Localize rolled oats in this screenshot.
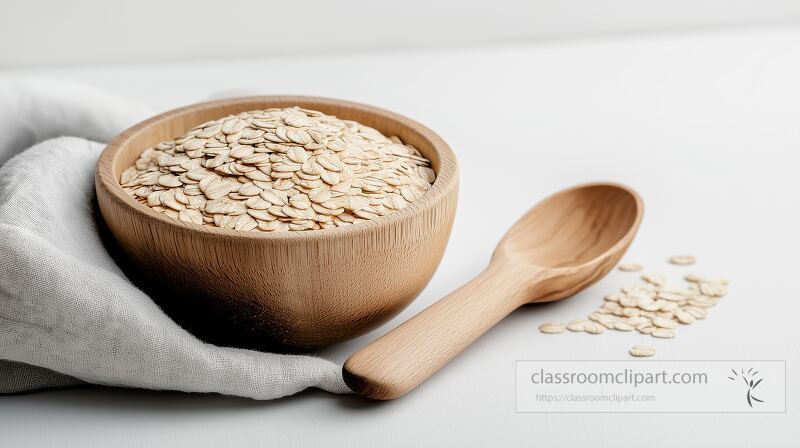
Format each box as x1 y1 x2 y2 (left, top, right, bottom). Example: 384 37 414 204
668 255 696 265
629 345 656 357
539 257 730 357
122 107 434 232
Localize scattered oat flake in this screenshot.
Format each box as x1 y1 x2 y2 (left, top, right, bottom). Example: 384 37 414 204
669 255 696 265
566 320 587 332
630 345 656 357
584 321 606 334
540 258 728 347
539 322 566 334
652 328 676 339
618 262 643 272
641 273 667 287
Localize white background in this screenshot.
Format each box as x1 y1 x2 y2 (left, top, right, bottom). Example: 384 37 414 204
2 1 800 446
2 0 800 67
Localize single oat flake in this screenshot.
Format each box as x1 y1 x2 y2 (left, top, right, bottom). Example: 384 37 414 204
538 322 567 334
629 345 656 357
618 262 643 272
668 255 696 265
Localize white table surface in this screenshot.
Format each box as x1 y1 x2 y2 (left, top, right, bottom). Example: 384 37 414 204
2 26 799 447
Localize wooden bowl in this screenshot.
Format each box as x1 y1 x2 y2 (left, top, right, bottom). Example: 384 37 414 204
95 96 458 349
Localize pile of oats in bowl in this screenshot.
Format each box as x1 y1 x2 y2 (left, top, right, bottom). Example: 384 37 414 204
120 107 435 232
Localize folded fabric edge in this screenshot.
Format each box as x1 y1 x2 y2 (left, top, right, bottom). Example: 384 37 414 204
0 359 85 394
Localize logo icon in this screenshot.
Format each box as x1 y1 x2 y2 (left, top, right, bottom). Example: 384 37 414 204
728 368 764 407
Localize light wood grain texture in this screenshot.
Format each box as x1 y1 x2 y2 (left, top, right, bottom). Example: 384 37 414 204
343 183 643 399
95 96 458 349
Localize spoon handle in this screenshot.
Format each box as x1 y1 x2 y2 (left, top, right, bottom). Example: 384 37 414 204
343 261 532 400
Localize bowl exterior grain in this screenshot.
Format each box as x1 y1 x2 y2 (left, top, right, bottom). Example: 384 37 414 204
96 96 458 349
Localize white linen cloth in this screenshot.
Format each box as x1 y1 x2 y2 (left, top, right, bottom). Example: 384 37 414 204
0 79 350 398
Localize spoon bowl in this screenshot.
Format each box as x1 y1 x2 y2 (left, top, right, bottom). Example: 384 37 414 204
344 182 643 399
497 183 643 303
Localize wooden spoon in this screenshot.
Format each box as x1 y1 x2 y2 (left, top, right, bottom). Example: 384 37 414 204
343 182 644 399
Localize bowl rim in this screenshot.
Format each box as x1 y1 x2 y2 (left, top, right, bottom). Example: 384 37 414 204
96 95 458 242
